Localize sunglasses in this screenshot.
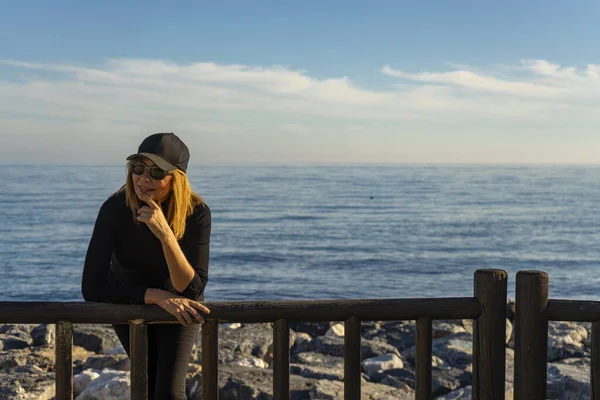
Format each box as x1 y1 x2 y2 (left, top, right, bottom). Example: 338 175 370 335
129 161 169 180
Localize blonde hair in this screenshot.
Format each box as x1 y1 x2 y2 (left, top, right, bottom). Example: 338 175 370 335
119 166 204 240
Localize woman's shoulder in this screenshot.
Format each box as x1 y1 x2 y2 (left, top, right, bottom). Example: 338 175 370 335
99 189 128 214
188 199 211 226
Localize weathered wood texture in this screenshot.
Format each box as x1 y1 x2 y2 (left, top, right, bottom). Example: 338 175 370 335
415 317 432 400
344 317 361 400
273 319 290 400
130 320 148 400
0 297 481 324
55 321 73 400
546 300 600 322
202 319 219 400
592 322 600 400
514 270 548 400
473 269 508 400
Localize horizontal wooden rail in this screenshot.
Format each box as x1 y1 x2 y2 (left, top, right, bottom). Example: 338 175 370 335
546 300 600 322
0 297 482 324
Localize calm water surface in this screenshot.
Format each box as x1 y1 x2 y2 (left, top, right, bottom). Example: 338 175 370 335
1 164 599 302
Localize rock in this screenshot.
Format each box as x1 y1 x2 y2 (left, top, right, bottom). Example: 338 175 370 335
231 356 269 369
505 319 513 345
506 299 516 321
202 323 295 365
74 369 101 397
325 323 345 337
0 365 55 400
402 332 473 368
547 321 589 361
73 325 121 354
460 319 473 335
293 352 344 369
379 375 411 389
290 364 345 381
294 335 400 360
361 354 404 378
81 354 130 371
186 364 317 400
363 320 416 351
222 322 242 330
0 335 30 350
293 332 312 348
290 322 332 337
547 359 590 399
437 385 473 399
104 345 126 355
76 369 130 400
0 349 54 372
431 367 472 396
31 324 55 347
433 321 466 339
308 379 415 399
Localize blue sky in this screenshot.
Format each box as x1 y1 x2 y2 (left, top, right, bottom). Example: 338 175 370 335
1 0 600 164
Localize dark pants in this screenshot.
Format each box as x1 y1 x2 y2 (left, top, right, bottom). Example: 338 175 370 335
112 323 200 400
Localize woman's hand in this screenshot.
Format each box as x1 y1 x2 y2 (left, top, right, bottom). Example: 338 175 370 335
136 192 174 242
145 288 210 326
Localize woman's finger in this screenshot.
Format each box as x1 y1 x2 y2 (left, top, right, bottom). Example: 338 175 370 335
191 301 211 314
184 304 202 322
180 309 193 326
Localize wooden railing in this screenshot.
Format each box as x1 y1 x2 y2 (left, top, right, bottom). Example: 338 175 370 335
0 269 508 400
514 270 600 400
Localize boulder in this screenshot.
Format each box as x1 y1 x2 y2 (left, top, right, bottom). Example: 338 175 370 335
81 354 130 371
289 322 332 337
76 369 130 400
73 325 121 354
361 354 404 378
186 364 317 400
294 335 400 359
0 365 55 400
324 323 345 337
31 324 55 347
547 359 590 399
292 352 344 369
402 332 472 368
547 321 589 362
308 379 414 399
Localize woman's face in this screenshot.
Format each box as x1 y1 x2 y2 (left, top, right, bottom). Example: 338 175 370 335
131 157 173 203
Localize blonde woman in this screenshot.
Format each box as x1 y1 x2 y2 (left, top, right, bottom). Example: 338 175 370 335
81 132 211 399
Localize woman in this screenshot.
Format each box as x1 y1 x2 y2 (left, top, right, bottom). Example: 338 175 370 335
81 132 211 399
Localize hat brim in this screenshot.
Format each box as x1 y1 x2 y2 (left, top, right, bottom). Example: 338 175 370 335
126 153 177 171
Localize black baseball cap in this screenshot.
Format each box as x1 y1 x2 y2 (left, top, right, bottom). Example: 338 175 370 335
127 133 190 173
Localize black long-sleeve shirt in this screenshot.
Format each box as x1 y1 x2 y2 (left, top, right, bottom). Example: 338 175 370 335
81 190 211 304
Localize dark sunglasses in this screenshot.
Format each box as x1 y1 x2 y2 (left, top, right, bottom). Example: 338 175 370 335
129 161 169 180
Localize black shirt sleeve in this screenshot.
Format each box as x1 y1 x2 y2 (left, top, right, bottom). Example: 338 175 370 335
81 196 148 304
176 204 211 300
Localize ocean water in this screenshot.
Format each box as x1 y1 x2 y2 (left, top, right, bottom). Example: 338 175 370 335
1 164 600 302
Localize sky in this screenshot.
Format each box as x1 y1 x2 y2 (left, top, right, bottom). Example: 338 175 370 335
1 0 600 165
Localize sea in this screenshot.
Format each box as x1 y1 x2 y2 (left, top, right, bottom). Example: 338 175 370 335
1 164 600 302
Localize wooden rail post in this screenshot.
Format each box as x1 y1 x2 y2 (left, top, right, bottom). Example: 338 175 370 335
130 320 148 400
473 269 508 400
514 270 548 400
344 317 361 400
55 321 73 400
592 322 600 400
273 319 290 400
202 319 219 399
415 317 432 400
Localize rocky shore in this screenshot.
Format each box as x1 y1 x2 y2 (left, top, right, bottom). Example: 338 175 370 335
0 302 593 399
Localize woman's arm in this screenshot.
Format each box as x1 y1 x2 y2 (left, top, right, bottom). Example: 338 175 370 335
136 193 210 300
81 197 148 304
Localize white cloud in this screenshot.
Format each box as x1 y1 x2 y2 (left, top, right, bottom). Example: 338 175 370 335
1 58 600 163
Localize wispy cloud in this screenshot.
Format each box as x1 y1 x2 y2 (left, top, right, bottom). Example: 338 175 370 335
1 58 600 163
